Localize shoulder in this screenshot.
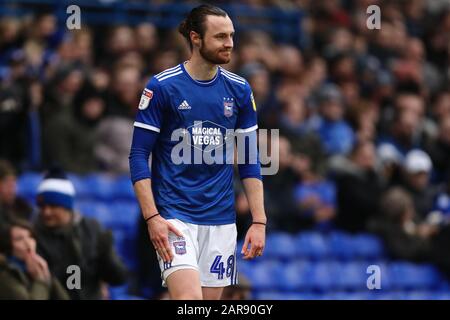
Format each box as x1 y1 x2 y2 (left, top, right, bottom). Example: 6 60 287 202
78 215 102 234
0 254 8 268
149 64 184 87
219 67 250 90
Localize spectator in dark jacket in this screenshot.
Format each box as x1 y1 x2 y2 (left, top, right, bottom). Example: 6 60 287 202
369 187 450 277
332 140 384 232
400 149 437 219
34 168 127 300
0 159 33 225
0 219 69 300
42 86 106 173
426 115 450 183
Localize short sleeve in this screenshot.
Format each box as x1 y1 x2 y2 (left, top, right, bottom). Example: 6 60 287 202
134 77 166 133
235 83 258 133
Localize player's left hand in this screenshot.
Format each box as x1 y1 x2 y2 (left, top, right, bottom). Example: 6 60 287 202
241 224 266 260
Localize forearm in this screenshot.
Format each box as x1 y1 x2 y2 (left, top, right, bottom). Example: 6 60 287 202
129 126 160 220
242 177 266 224
133 178 159 220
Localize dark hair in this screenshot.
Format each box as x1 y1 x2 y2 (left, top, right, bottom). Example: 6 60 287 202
350 138 373 158
380 187 414 223
0 159 15 180
0 219 36 256
178 4 228 50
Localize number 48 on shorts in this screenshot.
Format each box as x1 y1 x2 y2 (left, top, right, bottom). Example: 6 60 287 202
210 255 235 280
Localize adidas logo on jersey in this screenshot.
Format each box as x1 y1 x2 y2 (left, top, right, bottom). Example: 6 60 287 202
178 100 191 110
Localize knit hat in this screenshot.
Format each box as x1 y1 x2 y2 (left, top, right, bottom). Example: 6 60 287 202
37 168 75 210
404 149 432 174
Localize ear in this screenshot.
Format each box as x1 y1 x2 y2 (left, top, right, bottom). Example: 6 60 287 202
190 30 201 48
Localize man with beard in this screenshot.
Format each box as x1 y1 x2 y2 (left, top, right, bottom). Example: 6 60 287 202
129 4 266 300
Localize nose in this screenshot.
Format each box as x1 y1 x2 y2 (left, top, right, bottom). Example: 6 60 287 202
224 35 233 49
41 205 52 217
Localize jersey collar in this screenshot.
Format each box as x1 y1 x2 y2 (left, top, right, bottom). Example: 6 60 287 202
180 61 220 87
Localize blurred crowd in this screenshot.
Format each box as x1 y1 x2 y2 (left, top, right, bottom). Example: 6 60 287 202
1 0 450 298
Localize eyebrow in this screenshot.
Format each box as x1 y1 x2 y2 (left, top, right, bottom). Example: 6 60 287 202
214 31 235 36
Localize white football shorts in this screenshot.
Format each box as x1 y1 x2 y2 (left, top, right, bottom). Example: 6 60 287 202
157 218 238 287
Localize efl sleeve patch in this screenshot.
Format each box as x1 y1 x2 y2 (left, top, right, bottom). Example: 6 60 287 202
250 92 257 111
138 88 154 110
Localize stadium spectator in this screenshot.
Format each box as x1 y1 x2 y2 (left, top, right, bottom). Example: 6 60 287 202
0 219 69 300
0 68 36 170
331 140 383 232
431 180 450 224
378 93 435 156
40 63 85 124
263 135 299 233
42 86 106 173
369 187 435 263
105 66 142 119
399 149 437 219
135 23 159 61
95 116 134 174
34 168 128 299
309 83 355 156
425 115 450 184
369 187 450 277
376 143 403 188
0 159 33 225
294 153 336 231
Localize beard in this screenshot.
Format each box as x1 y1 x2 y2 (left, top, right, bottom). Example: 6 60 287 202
199 40 231 65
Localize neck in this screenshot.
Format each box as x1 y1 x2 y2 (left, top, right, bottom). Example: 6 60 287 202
184 53 218 81
302 171 317 183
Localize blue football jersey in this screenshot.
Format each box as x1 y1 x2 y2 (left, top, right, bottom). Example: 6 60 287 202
134 63 258 225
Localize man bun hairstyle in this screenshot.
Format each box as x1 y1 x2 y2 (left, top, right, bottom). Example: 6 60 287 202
178 4 228 50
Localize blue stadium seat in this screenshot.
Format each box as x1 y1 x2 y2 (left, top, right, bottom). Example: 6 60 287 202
109 284 143 300
330 261 368 291
17 172 42 199
112 175 136 200
67 174 90 199
256 292 320 300
324 291 369 300
301 261 333 292
294 232 329 260
404 291 437 300
113 228 138 272
352 233 385 260
244 260 283 291
366 291 405 300
109 284 129 300
107 201 140 230
328 232 356 260
276 261 308 291
83 174 115 200
75 200 114 226
237 259 252 278
431 291 450 300
389 262 442 290
263 232 296 261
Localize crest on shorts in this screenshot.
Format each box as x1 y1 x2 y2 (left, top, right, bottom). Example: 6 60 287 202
173 240 187 255
223 97 234 117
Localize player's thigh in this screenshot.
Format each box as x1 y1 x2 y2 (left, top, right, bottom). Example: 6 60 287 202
202 287 224 300
166 268 203 300
198 223 238 287
157 218 198 284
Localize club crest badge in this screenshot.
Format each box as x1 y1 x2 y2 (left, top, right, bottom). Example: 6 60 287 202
173 240 187 255
223 98 234 117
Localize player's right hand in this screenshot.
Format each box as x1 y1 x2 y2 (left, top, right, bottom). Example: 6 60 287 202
147 215 183 263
